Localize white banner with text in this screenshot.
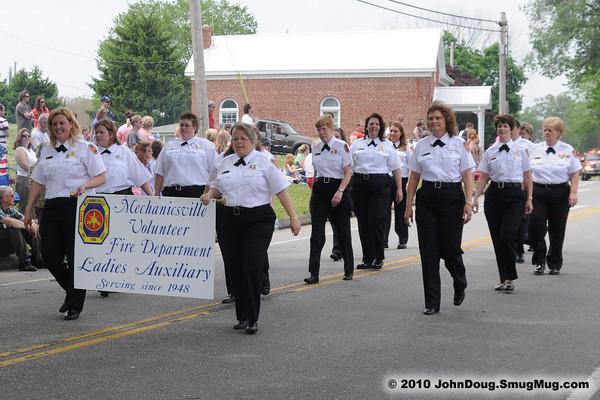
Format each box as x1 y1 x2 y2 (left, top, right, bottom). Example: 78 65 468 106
74 195 215 299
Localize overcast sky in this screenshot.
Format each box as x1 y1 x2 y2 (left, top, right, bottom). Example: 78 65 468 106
1 0 567 107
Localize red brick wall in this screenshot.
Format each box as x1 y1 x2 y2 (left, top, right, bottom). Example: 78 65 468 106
192 76 436 137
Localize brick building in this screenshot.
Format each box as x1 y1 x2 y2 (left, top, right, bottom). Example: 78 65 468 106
185 28 453 137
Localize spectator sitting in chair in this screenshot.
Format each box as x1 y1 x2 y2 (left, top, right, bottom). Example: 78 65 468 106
0 186 42 271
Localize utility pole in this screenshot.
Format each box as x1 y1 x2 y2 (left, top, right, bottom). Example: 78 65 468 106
498 12 508 114
189 0 209 135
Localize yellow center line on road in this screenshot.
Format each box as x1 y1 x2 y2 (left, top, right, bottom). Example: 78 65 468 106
1 204 599 367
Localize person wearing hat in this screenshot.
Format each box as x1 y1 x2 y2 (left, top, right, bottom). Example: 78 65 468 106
100 96 115 121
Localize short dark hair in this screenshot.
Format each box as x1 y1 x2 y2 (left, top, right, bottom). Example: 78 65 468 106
494 114 516 130
364 113 386 139
180 112 198 133
243 103 252 114
151 140 163 159
19 90 30 101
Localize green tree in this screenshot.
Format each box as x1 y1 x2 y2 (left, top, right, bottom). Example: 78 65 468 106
444 32 527 114
91 0 257 125
0 66 61 123
525 0 600 151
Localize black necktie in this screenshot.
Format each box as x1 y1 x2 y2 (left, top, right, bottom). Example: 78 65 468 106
181 141 188 146
322 143 330 152
101 149 111 155
546 147 555 154
55 145 67 153
368 140 377 147
499 144 509 152
234 158 246 167
432 139 445 147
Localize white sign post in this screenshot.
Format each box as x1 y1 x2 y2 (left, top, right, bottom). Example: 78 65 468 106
74 195 215 299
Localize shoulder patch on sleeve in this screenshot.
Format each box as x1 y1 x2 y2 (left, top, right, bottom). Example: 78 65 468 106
88 144 98 154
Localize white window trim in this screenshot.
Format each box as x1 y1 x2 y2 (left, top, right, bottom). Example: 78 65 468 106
320 96 341 127
219 99 239 126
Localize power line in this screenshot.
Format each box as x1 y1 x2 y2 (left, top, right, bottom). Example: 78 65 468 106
355 0 501 33
385 0 499 25
0 29 181 65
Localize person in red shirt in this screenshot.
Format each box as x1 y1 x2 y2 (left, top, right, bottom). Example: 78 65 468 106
208 100 216 129
350 120 365 143
32 96 50 128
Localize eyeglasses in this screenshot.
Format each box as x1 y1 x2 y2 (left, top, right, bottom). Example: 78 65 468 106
22 135 31 137
232 136 251 142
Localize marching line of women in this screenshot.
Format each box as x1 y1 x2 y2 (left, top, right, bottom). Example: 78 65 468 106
21 101 581 333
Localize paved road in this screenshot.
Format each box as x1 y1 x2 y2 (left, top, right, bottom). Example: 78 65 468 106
1 181 600 400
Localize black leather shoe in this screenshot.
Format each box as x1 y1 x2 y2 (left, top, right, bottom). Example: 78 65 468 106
99 291 109 298
222 294 235 304
516 254 525 264
59 302 69 313
18 264 37 272
304 275 319 284
397 243 407 249
534 265 545 275
343 273 353 281
329 253 342 261
454 290 465 306
494 283 505 291
261 282 270 295
356 262 372 270
246 322 258 335
64 310 80 320
371 260 383 270
549 268 560 275
233 321 248 330
423 308 439 315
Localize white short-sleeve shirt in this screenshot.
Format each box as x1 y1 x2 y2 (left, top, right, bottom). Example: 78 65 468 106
96 144 152 193
478 140 531 183
312 137 351 179
32 139 106 199
350 137 402 174
529 140 581 184
154 136 216 187
408 134 476 182
211 150 290 207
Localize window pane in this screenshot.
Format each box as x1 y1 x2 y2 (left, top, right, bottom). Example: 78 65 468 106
323 98 339 107
222 100 237 108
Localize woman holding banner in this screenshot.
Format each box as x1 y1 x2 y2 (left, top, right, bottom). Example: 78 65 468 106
201 122 300 335
94 118 153 297
24 108 106 320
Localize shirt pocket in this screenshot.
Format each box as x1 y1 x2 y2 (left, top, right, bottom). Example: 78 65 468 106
65 157 87 179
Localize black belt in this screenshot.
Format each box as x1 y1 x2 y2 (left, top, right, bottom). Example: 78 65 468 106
164 185 204 191
490 181 522 188
224 204 270 216
534 182 568 189
109 187 133 195
315 177 342 184
354 173 389 180
422 180 462 189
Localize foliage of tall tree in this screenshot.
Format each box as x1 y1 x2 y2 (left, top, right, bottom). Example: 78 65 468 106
444 32 527 114
91 0 257 125
0 67 61 123
525 0 600 151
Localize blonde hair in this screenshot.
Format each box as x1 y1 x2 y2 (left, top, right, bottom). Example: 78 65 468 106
543 116 565 135
205 128 218 143
285 153 295 165
141 116 154 129
48 107 81 146
215 129 230 153
315 114 335 130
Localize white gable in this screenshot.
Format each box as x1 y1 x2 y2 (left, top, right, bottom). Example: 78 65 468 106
186 29 452 83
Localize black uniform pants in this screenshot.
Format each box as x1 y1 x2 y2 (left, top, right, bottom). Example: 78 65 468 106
41 198 86 313
384 177 409 245
483 185 524 282
162 185 205 198
0 227 42 265
351 174 392 263
415 184 467 309
308 179 353 276
220 205 275 323
530 183 570 270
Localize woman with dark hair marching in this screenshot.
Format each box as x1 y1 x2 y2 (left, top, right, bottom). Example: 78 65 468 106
405 101 475 315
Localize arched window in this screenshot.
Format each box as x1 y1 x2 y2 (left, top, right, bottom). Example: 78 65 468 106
320 97 340 127
219 99 239 126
